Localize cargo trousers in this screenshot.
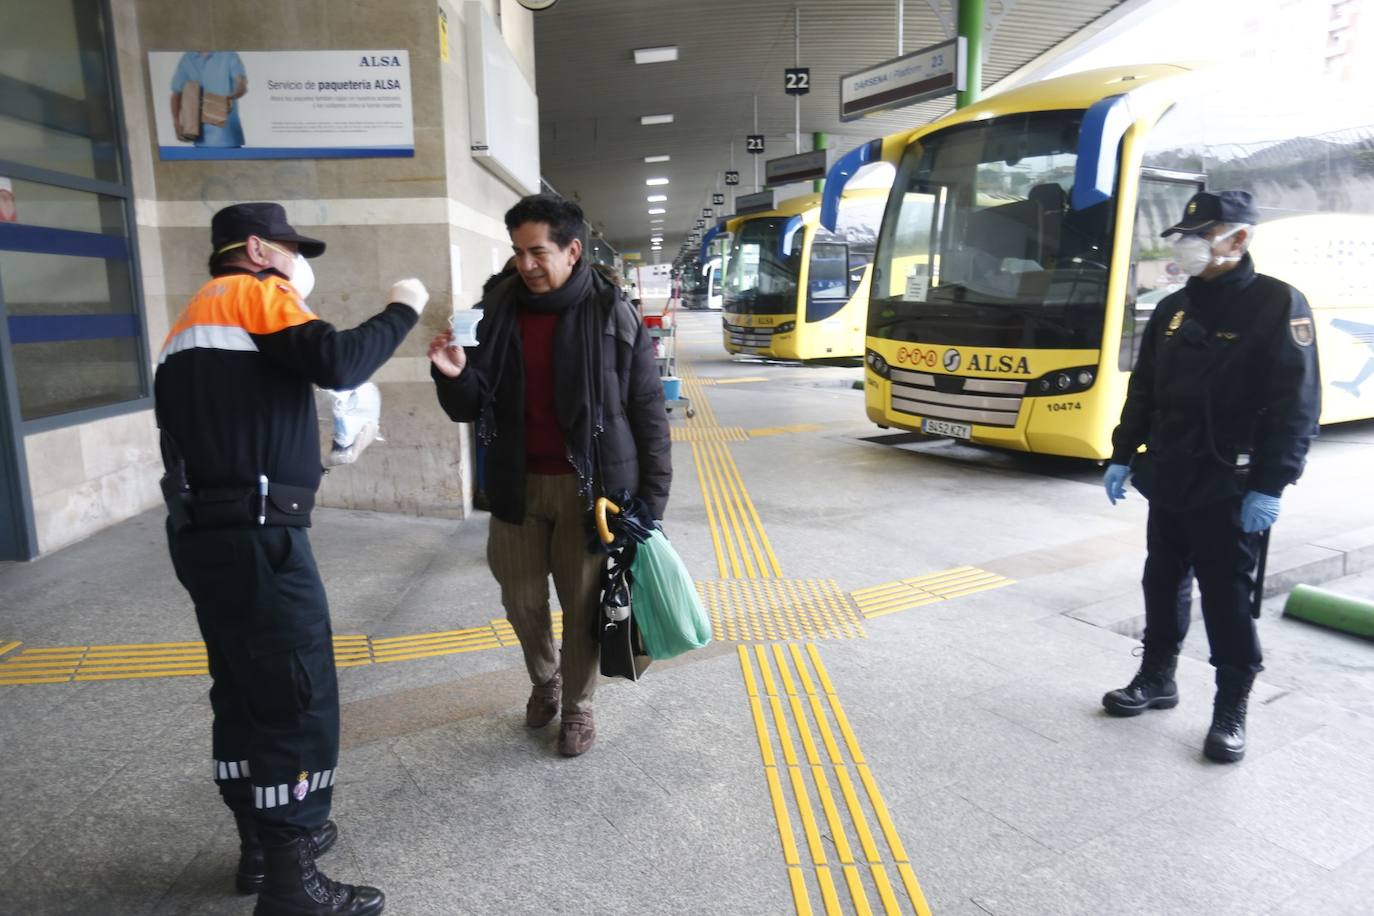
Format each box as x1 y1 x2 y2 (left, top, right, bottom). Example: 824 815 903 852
487 473 604 715
167 520 339 846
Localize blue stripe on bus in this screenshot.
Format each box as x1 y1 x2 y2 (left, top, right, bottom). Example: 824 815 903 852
0 223 130 260
7 314 141 344
1072 94 1130 212
157 146 414 160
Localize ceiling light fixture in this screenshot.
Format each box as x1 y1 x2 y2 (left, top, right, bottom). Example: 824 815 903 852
639 114 674 126
634 46 679 65
645 177 669 186
644 155 670 163
648 208 666 214
647 194 667 202
650 219 664 224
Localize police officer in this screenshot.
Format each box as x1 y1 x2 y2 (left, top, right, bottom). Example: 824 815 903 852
1100 190 1320 763
157 203 428 914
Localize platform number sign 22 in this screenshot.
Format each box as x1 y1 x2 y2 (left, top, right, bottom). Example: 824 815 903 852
784 67 810 96
746 134 765 155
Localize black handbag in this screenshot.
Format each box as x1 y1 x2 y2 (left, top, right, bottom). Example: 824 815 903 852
597 542 651 681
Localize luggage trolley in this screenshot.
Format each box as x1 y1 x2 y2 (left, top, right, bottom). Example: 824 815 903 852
644 301 694 418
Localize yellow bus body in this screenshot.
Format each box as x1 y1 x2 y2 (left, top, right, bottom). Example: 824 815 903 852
722 188 886 361
861 63 1374 458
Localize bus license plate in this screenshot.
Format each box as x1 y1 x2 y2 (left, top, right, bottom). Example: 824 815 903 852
922 418 971 439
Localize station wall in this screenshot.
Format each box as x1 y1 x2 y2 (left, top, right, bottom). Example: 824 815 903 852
17 0 535 555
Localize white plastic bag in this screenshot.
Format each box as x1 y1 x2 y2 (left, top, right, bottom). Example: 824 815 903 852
324 382 382 467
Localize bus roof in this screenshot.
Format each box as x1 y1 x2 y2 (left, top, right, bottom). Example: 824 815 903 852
725 186 889 232
884 63 1198 156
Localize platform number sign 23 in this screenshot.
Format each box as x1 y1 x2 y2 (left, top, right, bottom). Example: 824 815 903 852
746 134 765 154
784 67 810 96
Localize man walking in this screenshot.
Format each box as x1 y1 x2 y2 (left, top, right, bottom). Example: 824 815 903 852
1101 190 1320 763
158 202 427 914
429 194 671 757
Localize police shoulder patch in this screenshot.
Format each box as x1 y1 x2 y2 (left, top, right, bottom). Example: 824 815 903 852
1166 311 1185 337
1290 317 1314 347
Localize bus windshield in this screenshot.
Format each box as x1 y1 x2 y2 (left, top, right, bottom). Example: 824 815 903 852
724 216 805 315
871 110 1117 349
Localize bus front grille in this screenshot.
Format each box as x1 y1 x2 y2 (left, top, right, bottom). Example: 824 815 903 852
888 368 1024 428
725 322 774 349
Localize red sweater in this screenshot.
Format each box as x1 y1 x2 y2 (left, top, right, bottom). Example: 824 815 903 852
517 310 571 474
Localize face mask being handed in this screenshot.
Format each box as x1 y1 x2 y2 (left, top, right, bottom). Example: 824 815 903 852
289 253 315 299
1171 227 1243 277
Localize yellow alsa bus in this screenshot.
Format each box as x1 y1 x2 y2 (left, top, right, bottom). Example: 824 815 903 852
821 64 1374 458
717 188 887 360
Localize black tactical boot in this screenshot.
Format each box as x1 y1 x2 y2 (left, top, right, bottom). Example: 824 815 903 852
1102 648 1179 717
235 811 340 894
254 836 383 916
1204 665 1256 763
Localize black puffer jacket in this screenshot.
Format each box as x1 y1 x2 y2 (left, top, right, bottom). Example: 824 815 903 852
432 269 671 525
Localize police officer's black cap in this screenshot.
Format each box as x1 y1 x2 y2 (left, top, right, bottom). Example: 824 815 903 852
1161 190 1260 238
211 202 326 258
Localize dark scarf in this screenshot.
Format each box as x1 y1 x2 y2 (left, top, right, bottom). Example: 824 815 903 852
478 260 606 500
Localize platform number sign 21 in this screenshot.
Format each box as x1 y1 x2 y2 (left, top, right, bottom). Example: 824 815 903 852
784 67 810 96
746 134 765 155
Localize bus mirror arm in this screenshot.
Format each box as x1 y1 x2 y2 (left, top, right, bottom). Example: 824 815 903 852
821 138 882 231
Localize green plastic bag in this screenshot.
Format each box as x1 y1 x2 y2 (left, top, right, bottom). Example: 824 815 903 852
628 530 712 660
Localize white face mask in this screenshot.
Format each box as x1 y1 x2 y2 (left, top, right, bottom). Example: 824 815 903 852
290 253 315 299
1171 226 1243 277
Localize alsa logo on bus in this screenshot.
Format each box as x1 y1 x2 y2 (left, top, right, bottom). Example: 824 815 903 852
896 347 1030 375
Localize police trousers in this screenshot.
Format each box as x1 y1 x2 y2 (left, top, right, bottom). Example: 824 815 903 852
1141 497 1264 674
167 520 340 846
487 473 603 715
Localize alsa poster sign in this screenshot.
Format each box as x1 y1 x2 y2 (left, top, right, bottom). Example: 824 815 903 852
148 50 415 159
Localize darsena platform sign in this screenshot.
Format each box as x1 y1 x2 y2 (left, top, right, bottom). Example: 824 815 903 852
839 38 963 122
148 50 415 160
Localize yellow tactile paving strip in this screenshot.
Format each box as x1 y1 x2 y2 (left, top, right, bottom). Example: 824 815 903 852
691 439 785 579
740 644 932 916
852 567 1015 619
671 426 749 442
703 579 865 642
0 617 555 686
747 423 825 438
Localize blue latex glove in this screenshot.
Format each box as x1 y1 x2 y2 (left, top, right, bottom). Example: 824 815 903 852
1103 463 1130 505
1241 491 1281 533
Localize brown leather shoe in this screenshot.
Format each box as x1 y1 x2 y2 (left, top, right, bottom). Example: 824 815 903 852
558 710 595 757
526 673 561 728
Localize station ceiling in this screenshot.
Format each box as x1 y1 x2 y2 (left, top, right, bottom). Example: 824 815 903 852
532 0 1141 262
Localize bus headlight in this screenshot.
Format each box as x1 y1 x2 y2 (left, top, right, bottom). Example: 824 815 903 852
774 321 796 334
1031 366 1096 395
866 349 891 379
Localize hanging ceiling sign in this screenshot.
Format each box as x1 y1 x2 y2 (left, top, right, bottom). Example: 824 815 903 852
746 134 766 154
702 207 713 218
736 190 778 214
784 67 811 96
839 37 962 122
725 170 741 186
713 192 725 205
765 148 831 186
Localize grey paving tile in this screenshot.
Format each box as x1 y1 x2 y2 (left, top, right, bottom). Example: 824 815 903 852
887 787 1056 915
948 722 1231 854
1173 725 1374 870
973 803 1328 916
1268 842 1374 915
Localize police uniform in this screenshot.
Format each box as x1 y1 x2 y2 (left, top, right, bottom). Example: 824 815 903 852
1104 190 1321 762
156 203 417 914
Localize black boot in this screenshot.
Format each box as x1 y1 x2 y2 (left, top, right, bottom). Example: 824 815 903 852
254 836 383 916
1204 665 1255 763
1102 649 1179 717
234 812 340 895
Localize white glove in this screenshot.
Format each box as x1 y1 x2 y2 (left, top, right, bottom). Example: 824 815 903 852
388 278 429 315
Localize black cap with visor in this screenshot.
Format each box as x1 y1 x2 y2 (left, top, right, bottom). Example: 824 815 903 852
1161 190 1260 238
211 202 326 258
